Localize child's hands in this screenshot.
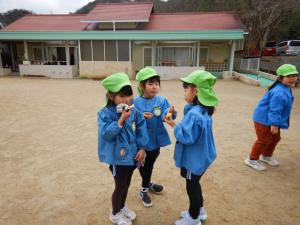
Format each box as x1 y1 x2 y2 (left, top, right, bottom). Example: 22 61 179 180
135 149 146 162
166 106 176 119
143 112 153 119
118 109 132 127
164 116 176 128
270 125 279 134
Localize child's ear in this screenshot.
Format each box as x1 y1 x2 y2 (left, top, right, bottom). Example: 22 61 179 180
107 92 114 101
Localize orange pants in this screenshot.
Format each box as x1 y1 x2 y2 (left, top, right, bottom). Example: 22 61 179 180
250 122 281 160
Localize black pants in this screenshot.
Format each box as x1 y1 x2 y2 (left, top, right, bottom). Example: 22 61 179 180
186 175 203 219
139 149 160 188
111 172 134 215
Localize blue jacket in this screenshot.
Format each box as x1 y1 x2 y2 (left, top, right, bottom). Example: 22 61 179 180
173 104 217 176
253 82 294 129
133 95 176 151
98 105 149 166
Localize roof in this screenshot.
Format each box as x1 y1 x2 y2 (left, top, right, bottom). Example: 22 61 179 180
143 12 244 31
82 2 153 22
2 14 87 31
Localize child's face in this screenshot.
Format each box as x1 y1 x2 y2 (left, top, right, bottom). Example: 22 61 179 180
112 94 133 106
281 75 298 87
143 80 160 98
184 86 197 103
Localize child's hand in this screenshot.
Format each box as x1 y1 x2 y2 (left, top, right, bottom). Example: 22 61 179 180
168 106 176 114
166 106 176 120
270 125 279 134
118 109 132 127
135 149 146 162
143 112 153 119
164 116 176 128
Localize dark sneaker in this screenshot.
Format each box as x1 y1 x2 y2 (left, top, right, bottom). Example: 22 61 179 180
149 182 165 194
139 189 152 207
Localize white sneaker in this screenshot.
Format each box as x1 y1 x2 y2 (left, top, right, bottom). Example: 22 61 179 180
121 206 136 221
181 207 207 221
244 158 266 171
109 210 132 225
260 156 280 167
199 207 207 221
176 212 201 225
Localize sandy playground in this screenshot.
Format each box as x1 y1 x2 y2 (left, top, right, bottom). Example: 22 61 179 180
0 77 299 225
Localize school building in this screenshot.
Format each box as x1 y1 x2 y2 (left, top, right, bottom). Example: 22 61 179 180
0 2 245 79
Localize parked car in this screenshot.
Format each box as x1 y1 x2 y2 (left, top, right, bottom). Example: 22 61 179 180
262 41 276 56
276 40 300 56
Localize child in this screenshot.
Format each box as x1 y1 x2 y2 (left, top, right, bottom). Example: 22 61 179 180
98 72 149 225
245 64 298 171
133 67 176 207
164 70 219 225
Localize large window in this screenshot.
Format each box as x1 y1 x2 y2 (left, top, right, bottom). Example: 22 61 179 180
80 40 130 62
80 41 92 61
33 47 43 60
105 41 117 61
118 41 130 61
93 40 104 61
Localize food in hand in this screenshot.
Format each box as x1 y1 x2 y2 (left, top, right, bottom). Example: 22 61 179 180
166 112 172 119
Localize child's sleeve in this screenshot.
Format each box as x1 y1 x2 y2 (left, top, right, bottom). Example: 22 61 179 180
268 93 286 126
174 112 201 145
135 111 149 150
98 110 122 141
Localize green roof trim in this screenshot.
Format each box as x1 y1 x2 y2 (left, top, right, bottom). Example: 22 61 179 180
0 30 244 41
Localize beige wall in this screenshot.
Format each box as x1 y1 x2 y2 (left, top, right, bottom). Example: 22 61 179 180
79 61 133 79
206 42 229 63
132 44 144 75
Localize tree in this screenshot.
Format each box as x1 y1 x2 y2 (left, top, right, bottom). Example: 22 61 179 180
0 9 32 28
242 0 298 56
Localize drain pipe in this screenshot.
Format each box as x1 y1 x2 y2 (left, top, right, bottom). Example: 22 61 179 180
0 22 4 29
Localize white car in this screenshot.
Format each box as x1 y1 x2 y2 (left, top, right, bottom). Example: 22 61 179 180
276 40 300 56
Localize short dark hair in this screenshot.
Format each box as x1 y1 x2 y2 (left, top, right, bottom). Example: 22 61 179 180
107 85 133 106
141 75 160 86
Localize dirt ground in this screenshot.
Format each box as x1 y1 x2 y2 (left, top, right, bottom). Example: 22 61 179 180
0 77 299 225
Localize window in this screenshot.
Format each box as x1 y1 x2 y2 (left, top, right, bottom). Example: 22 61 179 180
56 47 66 61
93 40 104 61
118 41 130 61
33 47 43 60
105 41 117 61
80 40 92 61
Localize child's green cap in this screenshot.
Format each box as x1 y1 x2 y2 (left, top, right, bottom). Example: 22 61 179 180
101 72 131 92
136 67 159 82
276 64 298 76
181 70 219 107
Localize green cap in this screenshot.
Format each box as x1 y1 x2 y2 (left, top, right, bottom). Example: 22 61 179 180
181 70 219 107
276 64 298 76
136 67 159 95
101 72 131 92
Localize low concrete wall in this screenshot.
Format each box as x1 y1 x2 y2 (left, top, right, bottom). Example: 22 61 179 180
150 66 205 80
20 65 77 78
0 68 11 76
233 71 259 86
79 61 133 79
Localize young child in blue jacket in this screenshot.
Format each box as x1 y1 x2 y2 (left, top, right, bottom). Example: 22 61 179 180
133 67 176 207
245 64 298 171
164 70 219 225
98 72 149 225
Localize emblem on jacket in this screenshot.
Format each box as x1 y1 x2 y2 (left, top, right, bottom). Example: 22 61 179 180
153 106 162 116
120 149 126 157
131 121 136 132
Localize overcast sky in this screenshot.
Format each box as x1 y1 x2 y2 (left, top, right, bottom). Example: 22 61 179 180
0 0 93 14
